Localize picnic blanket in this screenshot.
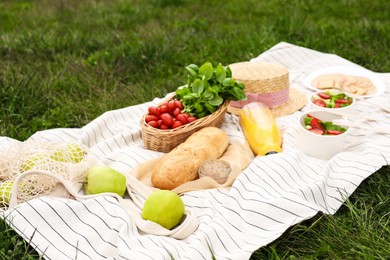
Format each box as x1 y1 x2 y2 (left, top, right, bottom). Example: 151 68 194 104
1 42 390 260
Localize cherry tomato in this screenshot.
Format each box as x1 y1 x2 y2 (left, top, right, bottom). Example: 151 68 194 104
176 113 188 124
161 113 173 126
318 92 331 99
313 99 326 107
147 120 158 128
309 128 325 135
145 115 158 123
174 100 184 110
172 107 181 118
335 103 341 108
159 105 169 114
168 100 176 111
148 106 160 117
160 124 169 130
335 98 351 104
187 116 197 123
172 120 183 129
310 117 324 132
326 130 344 135
157 119 162 128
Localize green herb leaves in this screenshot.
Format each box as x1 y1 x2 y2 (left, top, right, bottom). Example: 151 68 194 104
176 62 246 118
304 117 347 134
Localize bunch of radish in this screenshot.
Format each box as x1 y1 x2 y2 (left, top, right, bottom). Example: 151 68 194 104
146 99 197 129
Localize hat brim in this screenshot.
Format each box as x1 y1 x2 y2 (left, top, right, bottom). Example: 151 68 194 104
227 87 308 118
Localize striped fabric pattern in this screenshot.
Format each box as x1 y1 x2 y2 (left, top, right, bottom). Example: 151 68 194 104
1 42 390 260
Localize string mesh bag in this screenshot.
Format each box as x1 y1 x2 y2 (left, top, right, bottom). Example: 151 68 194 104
1 141 200 239
0 140 96 211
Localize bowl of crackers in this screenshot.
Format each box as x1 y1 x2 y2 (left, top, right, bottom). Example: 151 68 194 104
303 66 385 98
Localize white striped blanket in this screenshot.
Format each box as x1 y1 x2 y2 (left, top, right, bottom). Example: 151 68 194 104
1 42 389 260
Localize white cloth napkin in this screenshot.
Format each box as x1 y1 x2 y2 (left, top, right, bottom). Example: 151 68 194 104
1 42 389 260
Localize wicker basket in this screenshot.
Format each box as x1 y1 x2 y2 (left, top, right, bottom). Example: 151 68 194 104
140 94 229 153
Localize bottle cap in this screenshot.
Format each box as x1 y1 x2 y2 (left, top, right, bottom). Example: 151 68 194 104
257 144 282 156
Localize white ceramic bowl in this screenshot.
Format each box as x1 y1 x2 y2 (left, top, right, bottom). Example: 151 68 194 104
309 90 355 114
297 110 350 160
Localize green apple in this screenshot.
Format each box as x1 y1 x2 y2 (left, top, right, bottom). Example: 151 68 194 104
142 190 185 230
84 166 127 197
20 153 46 172
51 143 85 163
0 181 15 205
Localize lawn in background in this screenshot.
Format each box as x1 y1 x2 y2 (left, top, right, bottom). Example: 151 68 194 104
0 0 389 259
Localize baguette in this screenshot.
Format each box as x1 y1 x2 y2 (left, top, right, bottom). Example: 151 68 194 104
151 127 229 190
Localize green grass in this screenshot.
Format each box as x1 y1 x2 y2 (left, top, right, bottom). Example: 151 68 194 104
0 216 42 259
0 0 389 259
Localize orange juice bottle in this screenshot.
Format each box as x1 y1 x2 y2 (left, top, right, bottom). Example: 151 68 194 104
239 102 282 156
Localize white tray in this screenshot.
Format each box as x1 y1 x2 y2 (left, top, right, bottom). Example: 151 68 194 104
302 66 385 98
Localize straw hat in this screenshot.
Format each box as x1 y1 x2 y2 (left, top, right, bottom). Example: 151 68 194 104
227 61 307 118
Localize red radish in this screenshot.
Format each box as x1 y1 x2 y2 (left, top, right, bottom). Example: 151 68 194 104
174 100 184 110
145 99 199 129
148 106 160 117
182 113 190 119
145 115 158 123
161 113 174 127
172 108 181 118
172 121 183 129
147 121 159 128
159 105 169 114
168 100 176 111
187 116 197 123
176 114 188 124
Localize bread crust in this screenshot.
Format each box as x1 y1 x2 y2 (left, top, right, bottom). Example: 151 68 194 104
151 127 229 190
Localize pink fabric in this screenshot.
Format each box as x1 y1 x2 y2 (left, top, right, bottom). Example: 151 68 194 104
230 87 289 108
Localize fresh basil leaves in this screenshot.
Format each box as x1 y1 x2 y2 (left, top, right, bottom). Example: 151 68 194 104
176 62 246 118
